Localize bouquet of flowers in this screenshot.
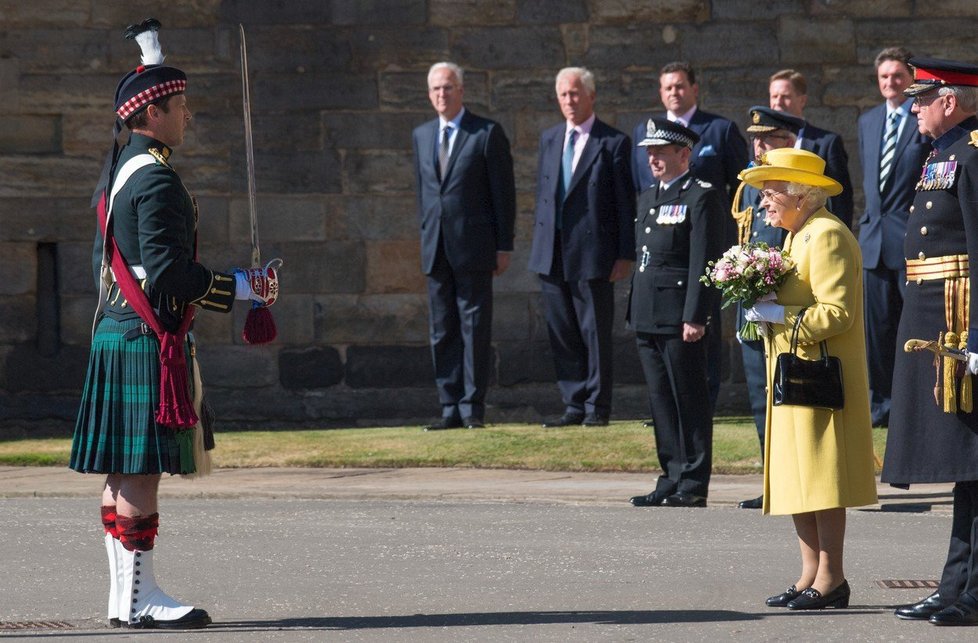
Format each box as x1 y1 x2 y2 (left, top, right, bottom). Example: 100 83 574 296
700 242 795 341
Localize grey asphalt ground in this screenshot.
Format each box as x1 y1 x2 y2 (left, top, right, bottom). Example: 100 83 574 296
0 466 967 641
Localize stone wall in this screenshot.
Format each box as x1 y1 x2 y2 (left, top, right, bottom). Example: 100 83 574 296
2 1 977 429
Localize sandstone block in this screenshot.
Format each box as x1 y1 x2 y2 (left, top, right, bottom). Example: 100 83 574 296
315 294 429 344
323 112 430 151
0 156 98 198
327 195 420 243
779 17 854 65
197 344 278 388
279 346 344 390
59 295 97 347
680 23 779 68
518 0 589 23
256 72 378 111
454 27 563 70
0 344 88 392
229 197 326 245
711 0 804 19
365 240 425 294
0 243 37 295
347 27 451 69
277 241 366 294
0 296 36 343
496 340 554 385
582 26 677 70
430 0 516 26
229 148 343 195
588 0 708 23
344 150 416 195
492 292 533 341
0 116 61 154
345 345 433 388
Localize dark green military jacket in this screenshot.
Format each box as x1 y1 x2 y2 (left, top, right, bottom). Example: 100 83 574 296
92 133 235 332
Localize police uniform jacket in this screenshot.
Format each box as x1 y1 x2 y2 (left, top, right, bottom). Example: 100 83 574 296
92 133 235 332
882 116 978 484
627 173 724 334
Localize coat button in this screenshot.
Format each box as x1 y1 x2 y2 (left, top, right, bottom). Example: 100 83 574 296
916 278 924 285
645 227 651 233
910 205 915 213
677 280 684 286
752 231 758 237
642 245 648 251
926 201 933 209
918 252 926 260
639 266 645 272
920 226 928 235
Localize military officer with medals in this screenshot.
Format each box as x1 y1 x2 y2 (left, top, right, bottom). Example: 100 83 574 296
881 57 978 627
732 106 805 510
628 118 725 508
70 20 278 629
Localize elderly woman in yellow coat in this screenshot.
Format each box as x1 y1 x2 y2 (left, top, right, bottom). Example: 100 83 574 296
741 148 878 611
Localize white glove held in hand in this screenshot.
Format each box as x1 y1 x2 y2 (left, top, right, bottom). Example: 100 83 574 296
744 301 785 324
968 352 978 375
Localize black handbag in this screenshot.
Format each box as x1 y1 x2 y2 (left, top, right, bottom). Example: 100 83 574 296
772 308 845 410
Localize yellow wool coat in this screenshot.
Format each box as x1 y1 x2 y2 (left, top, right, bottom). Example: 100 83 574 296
762 209 878 515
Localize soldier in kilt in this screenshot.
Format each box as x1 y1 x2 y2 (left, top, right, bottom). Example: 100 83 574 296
70 20 279 629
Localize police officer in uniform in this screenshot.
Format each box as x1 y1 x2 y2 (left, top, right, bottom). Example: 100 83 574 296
70 20 278 629
881 57 978 627
732 106 805 510
628 118 725 508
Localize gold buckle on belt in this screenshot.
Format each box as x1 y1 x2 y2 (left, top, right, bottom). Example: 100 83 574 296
906 254 969 283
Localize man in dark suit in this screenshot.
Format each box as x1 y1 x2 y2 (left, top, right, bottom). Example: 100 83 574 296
627 118 724 508
769 69 854 228
731 106 805 510
631 61 749 410
411 62 516 431
529 66 635 427
856 47 930 428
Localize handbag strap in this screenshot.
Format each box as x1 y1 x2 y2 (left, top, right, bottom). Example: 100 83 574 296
789 307 829 359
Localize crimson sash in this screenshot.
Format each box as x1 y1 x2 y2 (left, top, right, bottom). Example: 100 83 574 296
96 191 198 429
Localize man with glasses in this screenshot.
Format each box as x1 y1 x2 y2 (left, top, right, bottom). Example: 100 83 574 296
857 48 931 429
731 106 804 510
881 57 978 627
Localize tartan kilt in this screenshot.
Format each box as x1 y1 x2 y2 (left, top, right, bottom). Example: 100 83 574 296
70 316 195 475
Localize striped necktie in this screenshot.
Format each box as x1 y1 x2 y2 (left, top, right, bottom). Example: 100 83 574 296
879 111 900 194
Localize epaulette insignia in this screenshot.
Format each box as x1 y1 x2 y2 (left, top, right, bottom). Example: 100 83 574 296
969 131 978 148
696 178 713 188
148 146 171 167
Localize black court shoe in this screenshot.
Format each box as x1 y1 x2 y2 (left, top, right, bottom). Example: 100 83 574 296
765 585 801 607
786 580 850 610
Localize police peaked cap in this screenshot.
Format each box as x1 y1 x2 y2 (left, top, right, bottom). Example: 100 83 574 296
905 56 978 97
746 106 804 135
637 117 699 149
113 18 187 121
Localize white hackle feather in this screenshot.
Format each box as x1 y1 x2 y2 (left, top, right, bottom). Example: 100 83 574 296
134 28 165 66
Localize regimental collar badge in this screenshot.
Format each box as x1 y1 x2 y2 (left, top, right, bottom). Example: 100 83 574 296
970 130 978 148
148 146 171 167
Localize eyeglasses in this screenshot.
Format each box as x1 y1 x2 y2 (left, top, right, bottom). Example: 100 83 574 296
913 90 943 107
760 188 792 201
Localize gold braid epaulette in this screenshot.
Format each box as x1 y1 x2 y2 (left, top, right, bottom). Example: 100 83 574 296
730 180 752 247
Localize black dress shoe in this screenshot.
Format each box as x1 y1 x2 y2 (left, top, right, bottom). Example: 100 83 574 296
930 592 978 626
542 413 584 428
424 417 462 431
630 489 670 507
582 413 609 427
766 585 801 607
462 417 485 429
664 492 707 508
125 608 212 629
739 495 763 509
786 580 850 610
895 591 947 620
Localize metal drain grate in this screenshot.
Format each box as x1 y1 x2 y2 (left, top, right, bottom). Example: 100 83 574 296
876 579 940 589
0 621 76 630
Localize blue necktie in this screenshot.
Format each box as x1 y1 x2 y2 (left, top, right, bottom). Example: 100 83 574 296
562 129 577 196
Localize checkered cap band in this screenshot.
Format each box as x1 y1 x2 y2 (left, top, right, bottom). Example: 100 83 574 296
116 78 186 120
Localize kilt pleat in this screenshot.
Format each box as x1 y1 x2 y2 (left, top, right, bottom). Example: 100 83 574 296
70 317 190 475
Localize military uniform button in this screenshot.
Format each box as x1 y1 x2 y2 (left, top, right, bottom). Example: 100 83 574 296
642 245 648 251
645 227 651 233
950 154 957 161
926 201 933 209
677 280 684 286
752 231 758 237
920 226 928 236
639 266 645 272
910 205 915 213
916 278 923 285
918 252 926 260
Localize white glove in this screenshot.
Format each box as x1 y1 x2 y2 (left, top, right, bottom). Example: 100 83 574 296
968 352 978 375
744 301 785 324
232 258 282 306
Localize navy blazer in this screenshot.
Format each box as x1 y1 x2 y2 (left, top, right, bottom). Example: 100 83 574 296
631 108 748 208
529 117 636 281
798 122 854 229
412 110 516 274
857 102 931 271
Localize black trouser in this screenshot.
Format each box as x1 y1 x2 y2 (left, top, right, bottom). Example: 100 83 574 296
636 331 713 496
938 480 978 602
863 266 905 425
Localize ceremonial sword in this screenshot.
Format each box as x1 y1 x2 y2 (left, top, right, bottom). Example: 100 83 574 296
904 338 967 361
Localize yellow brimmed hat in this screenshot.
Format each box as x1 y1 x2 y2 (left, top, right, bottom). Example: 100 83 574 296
738 148 843 196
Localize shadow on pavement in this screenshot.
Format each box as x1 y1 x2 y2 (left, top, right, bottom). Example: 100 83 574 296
214 609 762 630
